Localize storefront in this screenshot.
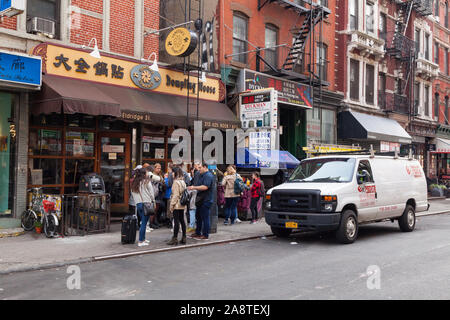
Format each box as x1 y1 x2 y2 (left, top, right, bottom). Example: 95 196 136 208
236 69 313 160
430 125 450 183
0 51 41 218
406 120 437 178
337 110 412 152
29 43 239 214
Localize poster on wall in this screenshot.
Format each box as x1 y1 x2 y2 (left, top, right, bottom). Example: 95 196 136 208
249 131 271 150
239 89 278 130
155 148 165 159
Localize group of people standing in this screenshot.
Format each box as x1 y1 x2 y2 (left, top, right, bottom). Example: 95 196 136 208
129 161 265 247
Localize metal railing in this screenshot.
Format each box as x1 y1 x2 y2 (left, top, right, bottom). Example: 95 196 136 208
379 92 410 115
385 31 415 60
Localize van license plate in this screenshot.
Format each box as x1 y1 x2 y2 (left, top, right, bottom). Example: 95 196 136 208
285 222 298 228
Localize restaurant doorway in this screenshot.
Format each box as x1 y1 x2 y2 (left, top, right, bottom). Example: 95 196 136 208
98 132 131 213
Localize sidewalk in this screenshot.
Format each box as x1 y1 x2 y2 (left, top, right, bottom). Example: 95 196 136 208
1 198 449 275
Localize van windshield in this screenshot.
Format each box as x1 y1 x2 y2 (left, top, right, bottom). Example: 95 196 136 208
289 158 356 183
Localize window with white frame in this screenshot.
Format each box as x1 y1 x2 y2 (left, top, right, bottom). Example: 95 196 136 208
366 64 375 105
415 28 421 56
350 59 360 100
265 24 278 70
232 12 248 64
425 33 430 60
366 2 375 34
425 85 430 117
350 0 358 30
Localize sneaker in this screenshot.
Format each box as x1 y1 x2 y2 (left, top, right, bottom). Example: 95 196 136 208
197 235 209 240
224 219 229 225
138 241 149 247
146 227 152 232
189 233 202 239
235 218 242 223
144 240 150 244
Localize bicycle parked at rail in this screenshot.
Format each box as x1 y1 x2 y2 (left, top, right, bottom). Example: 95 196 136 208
21 187 59 238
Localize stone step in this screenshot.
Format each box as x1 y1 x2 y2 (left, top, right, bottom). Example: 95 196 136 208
0 228 25 238
0 218 21 229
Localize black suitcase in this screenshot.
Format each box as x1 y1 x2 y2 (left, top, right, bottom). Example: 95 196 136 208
121 215 137 244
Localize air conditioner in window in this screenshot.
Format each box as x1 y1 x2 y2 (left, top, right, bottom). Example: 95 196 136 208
26 16 56 39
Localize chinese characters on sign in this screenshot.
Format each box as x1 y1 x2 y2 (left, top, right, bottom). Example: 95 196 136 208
53 54 124 80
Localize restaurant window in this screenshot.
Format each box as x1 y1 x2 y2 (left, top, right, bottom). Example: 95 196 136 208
365 64 374 105
365 2 374 34
321 109 336 144
350 59 360 100
306 107 321 144
316 42 328 81
0 92 17 216
265 24 278 70
28 114 97 194
26 0 60 39
379 13 387 42
350 0 358 30
434 42 439 65
233 12 248 64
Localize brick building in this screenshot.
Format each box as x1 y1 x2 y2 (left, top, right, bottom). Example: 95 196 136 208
217 0 344 161
334 0 450 179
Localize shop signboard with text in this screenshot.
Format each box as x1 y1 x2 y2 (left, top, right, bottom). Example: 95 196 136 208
239 89 278 130
32 43 224 102
238 69 312 108
0 50 41 88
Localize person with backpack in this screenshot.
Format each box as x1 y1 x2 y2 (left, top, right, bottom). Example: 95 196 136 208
250 171 264 224
131 168 156 247
221 165 242 225
167 167 187 245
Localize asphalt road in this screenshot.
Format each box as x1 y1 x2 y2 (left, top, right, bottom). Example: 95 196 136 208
2 213 450 300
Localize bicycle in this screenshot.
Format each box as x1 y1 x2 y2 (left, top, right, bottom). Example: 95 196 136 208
21 188 59 238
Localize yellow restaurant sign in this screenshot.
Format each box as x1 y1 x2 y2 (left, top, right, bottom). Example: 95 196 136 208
303 145 362 153
31 43 224 102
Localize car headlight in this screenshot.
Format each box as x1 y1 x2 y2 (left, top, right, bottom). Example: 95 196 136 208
321 195 337 212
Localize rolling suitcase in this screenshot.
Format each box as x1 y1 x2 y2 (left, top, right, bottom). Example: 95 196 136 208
121 214 137 244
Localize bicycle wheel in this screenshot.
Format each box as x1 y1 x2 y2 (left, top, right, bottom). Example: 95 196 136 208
21 210 37 231
43 215 57 238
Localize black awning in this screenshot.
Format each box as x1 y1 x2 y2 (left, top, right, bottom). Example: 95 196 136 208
338 111 412 144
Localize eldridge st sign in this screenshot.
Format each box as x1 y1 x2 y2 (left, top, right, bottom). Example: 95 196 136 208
32 43 223 102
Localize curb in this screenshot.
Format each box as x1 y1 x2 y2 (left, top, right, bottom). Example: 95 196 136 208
0 233 274 275
417 210 450 217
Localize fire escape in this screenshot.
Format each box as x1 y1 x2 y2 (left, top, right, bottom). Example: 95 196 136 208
383 0 432 118
257 0 331 90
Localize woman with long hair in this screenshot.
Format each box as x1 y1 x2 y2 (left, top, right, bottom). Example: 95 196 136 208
221 165 242 225
131 168 155 246
167 166 187 245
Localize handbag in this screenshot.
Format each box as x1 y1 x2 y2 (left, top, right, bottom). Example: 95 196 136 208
139 189 156 216
195 191 205 208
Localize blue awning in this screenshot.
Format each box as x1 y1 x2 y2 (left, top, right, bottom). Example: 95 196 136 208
236 149 300 169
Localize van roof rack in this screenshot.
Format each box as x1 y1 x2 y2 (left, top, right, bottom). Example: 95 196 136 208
307 150 404 157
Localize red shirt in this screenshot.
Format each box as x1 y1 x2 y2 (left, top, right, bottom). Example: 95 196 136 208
251 179 262 198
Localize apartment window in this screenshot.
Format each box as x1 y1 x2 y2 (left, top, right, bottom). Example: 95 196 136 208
317 0 329 7
425 85 430 116
365 64 375 105
435 42 440 64
415 29 421 56
435 93 440 120
425 34 430 60
379 73 386 108
366 2 374 34
350 0 358 30
265 24 278 70
379 13 387 41
445 48 449 75
435 0 440 17
26 0 60 39
445 96 449 124
232 12 248 64
316 42 328 81
446 2 449 28
397 79 403 94
414 82 420 114
350 59 360 100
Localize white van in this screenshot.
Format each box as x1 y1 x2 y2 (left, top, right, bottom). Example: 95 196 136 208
265 155 429 244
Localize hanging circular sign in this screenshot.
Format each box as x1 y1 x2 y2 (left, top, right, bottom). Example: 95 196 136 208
130 65 161 90
165 27 198 57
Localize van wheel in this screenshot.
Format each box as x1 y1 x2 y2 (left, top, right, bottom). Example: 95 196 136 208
271 226 292 238
398 205 415 232
336 210 358 244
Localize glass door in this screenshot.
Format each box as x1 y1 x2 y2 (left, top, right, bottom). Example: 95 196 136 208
98 133 130 213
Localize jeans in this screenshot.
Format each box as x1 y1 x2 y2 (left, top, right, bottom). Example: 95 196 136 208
224 197 239 223
250 197 260 221
189 209 196 228
137 203 149 242
195 201 212 238
173 209 186 238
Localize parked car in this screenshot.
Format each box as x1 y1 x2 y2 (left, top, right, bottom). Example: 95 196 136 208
265 155 429 244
